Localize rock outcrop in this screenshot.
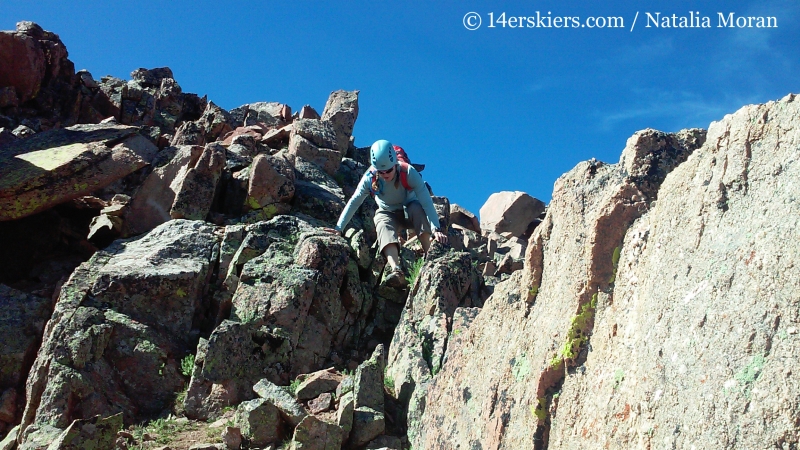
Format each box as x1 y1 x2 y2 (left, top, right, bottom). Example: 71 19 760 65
408 127 707 449
5 20 798 450
548 95 800 449
0 123 157 221
18 220 218 445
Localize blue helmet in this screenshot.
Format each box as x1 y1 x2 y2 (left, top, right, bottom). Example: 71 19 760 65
370 140 396 171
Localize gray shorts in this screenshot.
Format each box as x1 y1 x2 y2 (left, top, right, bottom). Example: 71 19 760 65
373 201 432 253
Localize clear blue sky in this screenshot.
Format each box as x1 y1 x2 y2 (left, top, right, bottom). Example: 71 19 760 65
4 1 799 215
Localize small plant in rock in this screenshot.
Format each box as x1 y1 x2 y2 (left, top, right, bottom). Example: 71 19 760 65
288 378 302 396
180 354 195 377
406 257 425 286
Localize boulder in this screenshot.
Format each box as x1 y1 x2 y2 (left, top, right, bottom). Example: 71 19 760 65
130 67 174 88
124 145 203 235
308 393 333 414
288 134 342 176
409 127 706 449
290 414 342 450
350 407 385 448
291 119 339 151
245 153 295 213
221 426 242 450
235 398 281 446
294 368 343 401
0 123 158 221
335 391 354 440
355 345 386 413
229 102 287 128
17 220 218 445
0 25 46 104
479 191 545 238
298 105 320 120
449 204 480 233
385 250 478 415
321 90 359 153
252 379 307 427
169 142 225 220
45 413 122 450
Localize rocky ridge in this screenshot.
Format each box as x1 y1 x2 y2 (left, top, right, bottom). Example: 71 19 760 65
2 20 798 450
0 22 535 450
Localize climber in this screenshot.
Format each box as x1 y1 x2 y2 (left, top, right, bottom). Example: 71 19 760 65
326 140 447 287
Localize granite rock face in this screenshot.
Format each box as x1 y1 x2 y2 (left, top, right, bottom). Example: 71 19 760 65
549 95 800 449
408 127 706 449
17 220 218 446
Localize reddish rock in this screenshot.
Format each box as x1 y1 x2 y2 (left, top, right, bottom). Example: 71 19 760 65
308 393 333 414
479 191 545 238
288 133 342 176
295 368 342 401
0 25 46 104
450 204 480 233
245 153 295 212
298 105 320 119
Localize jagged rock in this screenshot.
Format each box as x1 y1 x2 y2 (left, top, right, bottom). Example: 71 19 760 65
355 345 386 413
335 391 354 440
290 414 342 450
431 196 450 231
46 413 122 450
298 105 319 120
130 67 173 87
252 379 307 427
548 99 799 448
308 393 333 414
385 250 478 417
449 204 480 233
291 157 346 225
184 338 238 421
125 145 202 234
0 123 157 221
479 191 545 238
12 125 34 138
229 102 287 128
288 134 341 176
17 220 218 446
0 285 51 394
235 398 281 446
169 142 225 220
244 153 295 213
221 426 242 450
295 368 342 401
0 24 46 104
291 119 339 151
350 407 385 448
321 90 359 153
410 127 705 449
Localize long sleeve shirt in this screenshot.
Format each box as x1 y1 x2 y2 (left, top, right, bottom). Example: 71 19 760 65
335 165 441 232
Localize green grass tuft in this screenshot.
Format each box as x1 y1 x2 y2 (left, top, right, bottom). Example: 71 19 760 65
180 354 195 377
406 257 425 286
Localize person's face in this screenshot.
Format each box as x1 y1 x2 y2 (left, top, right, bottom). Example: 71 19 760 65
378 165 395 180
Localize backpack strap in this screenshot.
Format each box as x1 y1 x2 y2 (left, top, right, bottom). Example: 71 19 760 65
398 162 412 191
369 163 413 197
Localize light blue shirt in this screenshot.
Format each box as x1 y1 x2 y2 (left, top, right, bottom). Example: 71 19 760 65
335 165 441 232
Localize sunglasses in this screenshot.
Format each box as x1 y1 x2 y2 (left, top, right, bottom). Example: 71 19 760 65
377 166 395 175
